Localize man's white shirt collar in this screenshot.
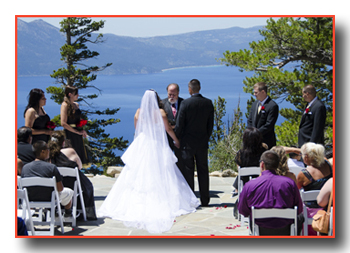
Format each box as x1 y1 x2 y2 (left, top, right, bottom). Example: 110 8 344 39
260 96 269 106
308 96 318 108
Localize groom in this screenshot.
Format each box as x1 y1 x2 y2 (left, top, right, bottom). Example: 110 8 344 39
175 79 214 207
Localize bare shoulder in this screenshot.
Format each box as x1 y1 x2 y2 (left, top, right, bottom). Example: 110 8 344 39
25 107 37 119
26 107 36 115
287 171 297 182
134 108 140 118
160 108 166 116
61 147 77 156
296 169 309 188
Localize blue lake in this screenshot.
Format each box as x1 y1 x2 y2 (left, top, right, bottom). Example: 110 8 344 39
17 65 294 154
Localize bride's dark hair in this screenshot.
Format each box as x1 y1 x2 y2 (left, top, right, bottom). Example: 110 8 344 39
149 89 164 109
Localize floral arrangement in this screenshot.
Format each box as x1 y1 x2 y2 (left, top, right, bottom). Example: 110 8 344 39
305 108 310 114
46 121 56 130
76 119 88 129
259 105 265 113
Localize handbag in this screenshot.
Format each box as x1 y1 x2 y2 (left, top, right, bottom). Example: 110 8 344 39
311 189 333 234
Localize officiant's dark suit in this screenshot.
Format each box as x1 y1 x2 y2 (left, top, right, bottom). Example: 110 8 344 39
247 82 279 149
162 84 184 171
298 85 326 147
175 79 214 207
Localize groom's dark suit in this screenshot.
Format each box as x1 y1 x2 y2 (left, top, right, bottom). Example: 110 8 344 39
298 98 326 147
247 97 279 149
162 97 184 171
175 94 214 206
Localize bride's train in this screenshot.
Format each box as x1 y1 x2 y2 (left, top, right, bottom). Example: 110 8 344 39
98 90 199 234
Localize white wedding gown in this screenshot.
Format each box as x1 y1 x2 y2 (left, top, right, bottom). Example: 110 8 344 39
98 90 199 234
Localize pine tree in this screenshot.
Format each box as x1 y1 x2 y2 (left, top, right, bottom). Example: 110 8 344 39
48 17 128 171
209 97 245 172
220 17 333 146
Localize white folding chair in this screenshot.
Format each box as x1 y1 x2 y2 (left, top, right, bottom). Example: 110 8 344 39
17 175 22 189
300 189 321 236
237 166 261 225
57 167 87 226
329 207 333 236
289 166 304 177
17 188 35 235
20 176 64 236
251 206 298 236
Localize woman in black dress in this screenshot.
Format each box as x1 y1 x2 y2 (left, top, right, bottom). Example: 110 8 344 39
24 89 53 144
60 86 89 164
232 127 267 218
49 130 97 220
232 127 267 192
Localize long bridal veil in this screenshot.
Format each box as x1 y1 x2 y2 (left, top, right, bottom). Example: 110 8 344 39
98 90 199 234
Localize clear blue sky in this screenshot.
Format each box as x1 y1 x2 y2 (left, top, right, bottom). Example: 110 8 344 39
19 16 275 37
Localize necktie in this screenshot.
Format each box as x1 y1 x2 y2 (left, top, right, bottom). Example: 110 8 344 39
171 103 177 117
258 103 262 114
305 104 310 114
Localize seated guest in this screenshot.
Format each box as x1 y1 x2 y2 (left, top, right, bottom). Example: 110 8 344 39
21 141 74 217
271 146 297 185
49 130 97 220
316 177 333 236
238 150 304 235
297 143 332 194
17 158 24 176
325 147 333 166
232 127 267 218
17 126 35 165
297 142 332 235
317 177 333 208
287 147 305 169
49 131 82 169
17 217 28 236
232 127 267 195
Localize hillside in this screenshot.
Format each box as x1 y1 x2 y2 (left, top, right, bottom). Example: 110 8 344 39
17 19 263 76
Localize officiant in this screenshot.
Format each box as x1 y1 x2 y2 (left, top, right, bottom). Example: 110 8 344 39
162 83 184 172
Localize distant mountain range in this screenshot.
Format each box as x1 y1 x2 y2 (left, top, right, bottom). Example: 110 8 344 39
17 19 263 76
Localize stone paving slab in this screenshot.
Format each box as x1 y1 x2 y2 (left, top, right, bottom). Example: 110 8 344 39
51 175 250 237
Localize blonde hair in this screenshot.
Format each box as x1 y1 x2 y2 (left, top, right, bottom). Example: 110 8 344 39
301 142 325 167
271 146 289 176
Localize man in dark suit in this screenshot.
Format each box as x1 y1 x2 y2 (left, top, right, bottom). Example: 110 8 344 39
247 82 279 149
175 79 214 207
162 83 184 171
298 85 326 147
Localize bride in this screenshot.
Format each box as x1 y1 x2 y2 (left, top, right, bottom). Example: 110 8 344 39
98 90 199 234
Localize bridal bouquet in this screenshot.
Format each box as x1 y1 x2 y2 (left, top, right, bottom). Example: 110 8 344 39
46 121 57 130
76 119 88 129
